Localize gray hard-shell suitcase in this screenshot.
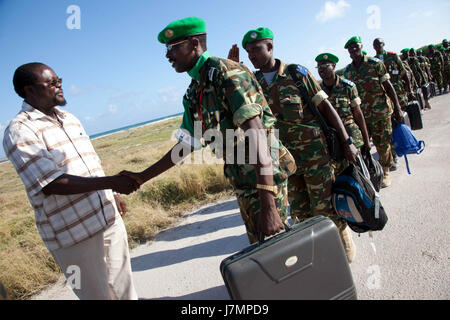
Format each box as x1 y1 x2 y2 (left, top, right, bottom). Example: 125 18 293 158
220 216 357 300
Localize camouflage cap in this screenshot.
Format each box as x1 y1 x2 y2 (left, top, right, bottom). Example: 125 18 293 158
315 53 339 64
344 36 362 49
158 17 206 44
242 27 274 49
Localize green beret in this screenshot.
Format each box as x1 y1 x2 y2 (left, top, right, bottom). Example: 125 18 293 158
439 46 445 51
409 48 415 52
417 49 422 53
362 50 367 55
443 39 448 43
242 27 274 49
344 36 362 49
401 48 410 53
158 17 206 44
428 44 435 48
315 53 339 64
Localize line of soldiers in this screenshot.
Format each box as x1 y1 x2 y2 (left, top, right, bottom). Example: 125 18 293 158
122 17 447 266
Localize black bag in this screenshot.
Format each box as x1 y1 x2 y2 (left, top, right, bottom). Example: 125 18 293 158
332 155 388 233
220 216 357 300
421 83 431 100
361 149 383 192
406 101 423 130
287 65 344 161
429 82 437 97
415 88 425 110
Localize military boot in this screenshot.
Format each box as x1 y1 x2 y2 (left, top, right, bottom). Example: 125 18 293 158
381 166 391 188
339 226 356 263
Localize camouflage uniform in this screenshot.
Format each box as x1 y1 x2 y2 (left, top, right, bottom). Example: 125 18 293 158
343 55 394 168
176 52 296 243
408 56 427 87
442 47 450 90
254 59 346 231
320 76 364 175
376 51 409 108
428 51 444 90
401 60 418 92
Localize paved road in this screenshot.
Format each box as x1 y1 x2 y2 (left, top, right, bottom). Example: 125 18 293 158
34 94 450 300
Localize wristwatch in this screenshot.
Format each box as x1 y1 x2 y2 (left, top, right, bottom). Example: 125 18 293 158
256 184 278 195
343 136 353 146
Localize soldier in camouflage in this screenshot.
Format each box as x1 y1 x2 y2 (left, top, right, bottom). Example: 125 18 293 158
316 53 371 176
442 39 450 92
373 38 415 170
428 44 445 94
120 17 297 244
407 49 432 109
343 36 403 188
229 27 358 262
373 38 414 110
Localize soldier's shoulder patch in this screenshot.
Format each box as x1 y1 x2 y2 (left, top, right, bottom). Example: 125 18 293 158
295 64 309 77
369 57 381 63
341 78 355 87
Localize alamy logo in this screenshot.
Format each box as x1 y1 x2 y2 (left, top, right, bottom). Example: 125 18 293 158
66 5 81 30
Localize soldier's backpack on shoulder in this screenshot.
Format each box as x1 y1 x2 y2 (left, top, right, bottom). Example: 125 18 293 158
332 155 388 233
391 122 425 174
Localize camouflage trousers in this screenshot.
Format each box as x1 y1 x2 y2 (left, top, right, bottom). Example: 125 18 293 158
443 66 450 89
367 116 393 168
431 69 444 90
236 180 290 244
288 156 347 232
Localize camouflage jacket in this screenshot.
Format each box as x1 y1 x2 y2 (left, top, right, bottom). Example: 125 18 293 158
176 52 289 192
401 60 418 90
254 60 331 167
428 51 444 71
408 56 427 86
343 55 393 123
376 51 407 94
320 76 364 148
443 47 450 69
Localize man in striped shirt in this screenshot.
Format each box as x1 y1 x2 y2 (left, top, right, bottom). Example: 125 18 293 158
3 63 139 300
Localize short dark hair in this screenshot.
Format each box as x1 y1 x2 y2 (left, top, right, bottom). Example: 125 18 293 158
193 34 207 51
13 62 47 98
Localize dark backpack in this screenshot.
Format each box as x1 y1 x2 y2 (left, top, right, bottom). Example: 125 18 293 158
332 156 388 233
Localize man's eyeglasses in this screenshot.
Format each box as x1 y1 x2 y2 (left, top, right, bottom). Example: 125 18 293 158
165 39 189 54
34 78 63 87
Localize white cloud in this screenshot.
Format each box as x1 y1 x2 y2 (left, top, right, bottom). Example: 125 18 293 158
409 10 434 18
157 87 183 104
316 0 351 23
107 104 118 114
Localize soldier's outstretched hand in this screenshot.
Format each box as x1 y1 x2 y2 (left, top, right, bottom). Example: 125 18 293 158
228 44 240 63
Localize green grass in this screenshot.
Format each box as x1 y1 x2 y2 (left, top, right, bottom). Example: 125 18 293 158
0 116 232 299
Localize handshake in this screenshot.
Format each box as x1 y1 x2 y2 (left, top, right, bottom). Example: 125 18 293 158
111 170 145 195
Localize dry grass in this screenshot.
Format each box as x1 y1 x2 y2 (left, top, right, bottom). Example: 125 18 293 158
0 116 232 299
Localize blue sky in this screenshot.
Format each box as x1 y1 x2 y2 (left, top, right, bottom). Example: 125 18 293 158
1 0 449 158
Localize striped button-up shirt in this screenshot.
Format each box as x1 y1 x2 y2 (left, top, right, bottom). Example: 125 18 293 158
3 102 118 251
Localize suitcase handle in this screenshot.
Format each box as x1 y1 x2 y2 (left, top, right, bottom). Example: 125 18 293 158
258 221 292 244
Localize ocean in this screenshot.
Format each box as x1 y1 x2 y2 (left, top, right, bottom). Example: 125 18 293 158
0 112 183 163
89 112 183 140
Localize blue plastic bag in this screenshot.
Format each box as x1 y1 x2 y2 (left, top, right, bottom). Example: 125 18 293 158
391 123 425 174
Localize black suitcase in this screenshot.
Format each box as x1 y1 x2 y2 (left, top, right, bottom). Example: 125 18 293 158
421 83 431 100
406 101 423 130
429 82 437 97
220 216 357 300
415 88 425 110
